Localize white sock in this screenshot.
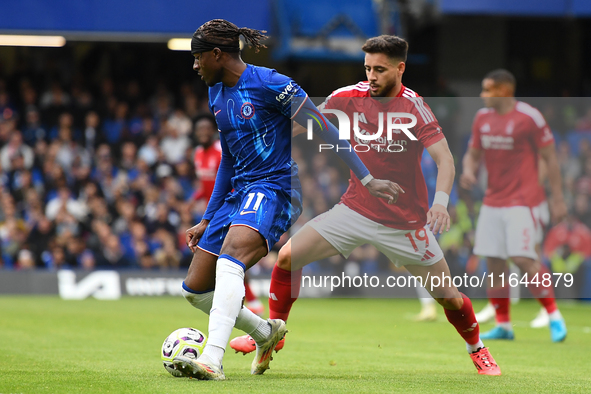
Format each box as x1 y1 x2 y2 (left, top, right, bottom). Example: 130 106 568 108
181 284 214 312
182 282 271 340
202 255 245 367
498 322 512 331
232 306 271 342
549 309 563 321
466 339 485 353
251 320 272 344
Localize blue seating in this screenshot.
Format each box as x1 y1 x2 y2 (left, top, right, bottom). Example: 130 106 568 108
273 0 378 61
566 131 591 156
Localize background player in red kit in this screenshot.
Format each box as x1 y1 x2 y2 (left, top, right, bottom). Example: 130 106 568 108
193 115 222 206
231 35 501 375
192 114 264 316
460 69 568 342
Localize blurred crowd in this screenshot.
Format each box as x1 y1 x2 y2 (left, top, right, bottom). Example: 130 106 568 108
2 70 591 280
0 75 219 270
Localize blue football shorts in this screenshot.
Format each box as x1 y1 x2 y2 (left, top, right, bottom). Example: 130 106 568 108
197 182 302 255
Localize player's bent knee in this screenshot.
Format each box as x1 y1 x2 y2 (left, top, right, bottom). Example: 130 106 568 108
277 244 292 271
511 256 539 271
436 296 463 310
181 285 214 314
220 235 268 265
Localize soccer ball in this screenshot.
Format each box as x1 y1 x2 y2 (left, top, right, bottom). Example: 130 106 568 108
161 327 207 377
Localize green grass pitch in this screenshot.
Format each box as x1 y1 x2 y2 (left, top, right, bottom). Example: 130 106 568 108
1 296 590 393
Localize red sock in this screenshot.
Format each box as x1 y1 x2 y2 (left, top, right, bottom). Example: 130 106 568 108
244 279 257 302
488 286 510 323
268 264 302 322
444 293 480 345
529 265 557 314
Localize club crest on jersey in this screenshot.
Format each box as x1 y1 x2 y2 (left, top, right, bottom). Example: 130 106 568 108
241 102 255 119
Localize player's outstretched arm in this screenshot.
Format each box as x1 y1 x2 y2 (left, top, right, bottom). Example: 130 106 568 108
539 143 567 223
426 138 455 234
186 220 210 253
459 147 481 190
201 135 234 221
187 135 234 253
365 178 405 205
292 97 400 203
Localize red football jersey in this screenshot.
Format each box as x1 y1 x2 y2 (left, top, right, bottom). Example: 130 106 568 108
543 221 591 258
320 82 445 230
193 140 222 202
469 101 554 208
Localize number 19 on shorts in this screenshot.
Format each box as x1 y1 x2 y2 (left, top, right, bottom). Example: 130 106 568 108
404 228 430 252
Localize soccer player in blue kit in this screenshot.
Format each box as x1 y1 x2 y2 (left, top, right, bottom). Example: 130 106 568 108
172 19 402 380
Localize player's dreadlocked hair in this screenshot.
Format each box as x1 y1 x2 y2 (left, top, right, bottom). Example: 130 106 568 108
193 19 268 54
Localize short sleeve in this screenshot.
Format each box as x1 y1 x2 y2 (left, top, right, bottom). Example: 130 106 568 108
469 113 482 150
262 70 308 119
317 91 343 120
531 115 554 149
405 97 444 148
516 102 554 149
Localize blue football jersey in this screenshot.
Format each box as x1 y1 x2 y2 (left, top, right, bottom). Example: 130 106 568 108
208 64 307 190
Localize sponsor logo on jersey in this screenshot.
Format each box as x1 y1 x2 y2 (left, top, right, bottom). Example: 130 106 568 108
275 81 299 104
353 131 408 152
240 102 255 119
480 123 490 133
481 135 514 150
307 109 418 142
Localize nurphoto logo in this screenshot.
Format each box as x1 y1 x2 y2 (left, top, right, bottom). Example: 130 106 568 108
305 108 417 152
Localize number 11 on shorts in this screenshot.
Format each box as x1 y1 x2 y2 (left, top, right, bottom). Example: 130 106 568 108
241 192 265 214
404 228 430 252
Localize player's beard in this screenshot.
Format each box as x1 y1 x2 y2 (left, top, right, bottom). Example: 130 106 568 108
370 80 397 98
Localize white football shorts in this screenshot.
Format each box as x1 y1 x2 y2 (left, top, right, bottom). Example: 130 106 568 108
305 203 444 267
473 204 538 260
531 200 549 244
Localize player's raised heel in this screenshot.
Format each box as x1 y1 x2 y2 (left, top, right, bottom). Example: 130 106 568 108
172 355 226 381
475 303 496 324
251 319 288 375
230 334 285 355
414 303 437 322
230 335 256 355
480 325 515 340
549 319 567 342
530 307 549 328
470 347 501 376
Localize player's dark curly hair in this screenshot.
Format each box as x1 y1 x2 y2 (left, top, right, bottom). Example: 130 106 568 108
362 35 408 62
195 19 268 53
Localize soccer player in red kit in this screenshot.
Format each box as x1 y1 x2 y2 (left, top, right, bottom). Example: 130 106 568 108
460 69 568 342
231 35 501 375
193 115 222 205
193 114 265 316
